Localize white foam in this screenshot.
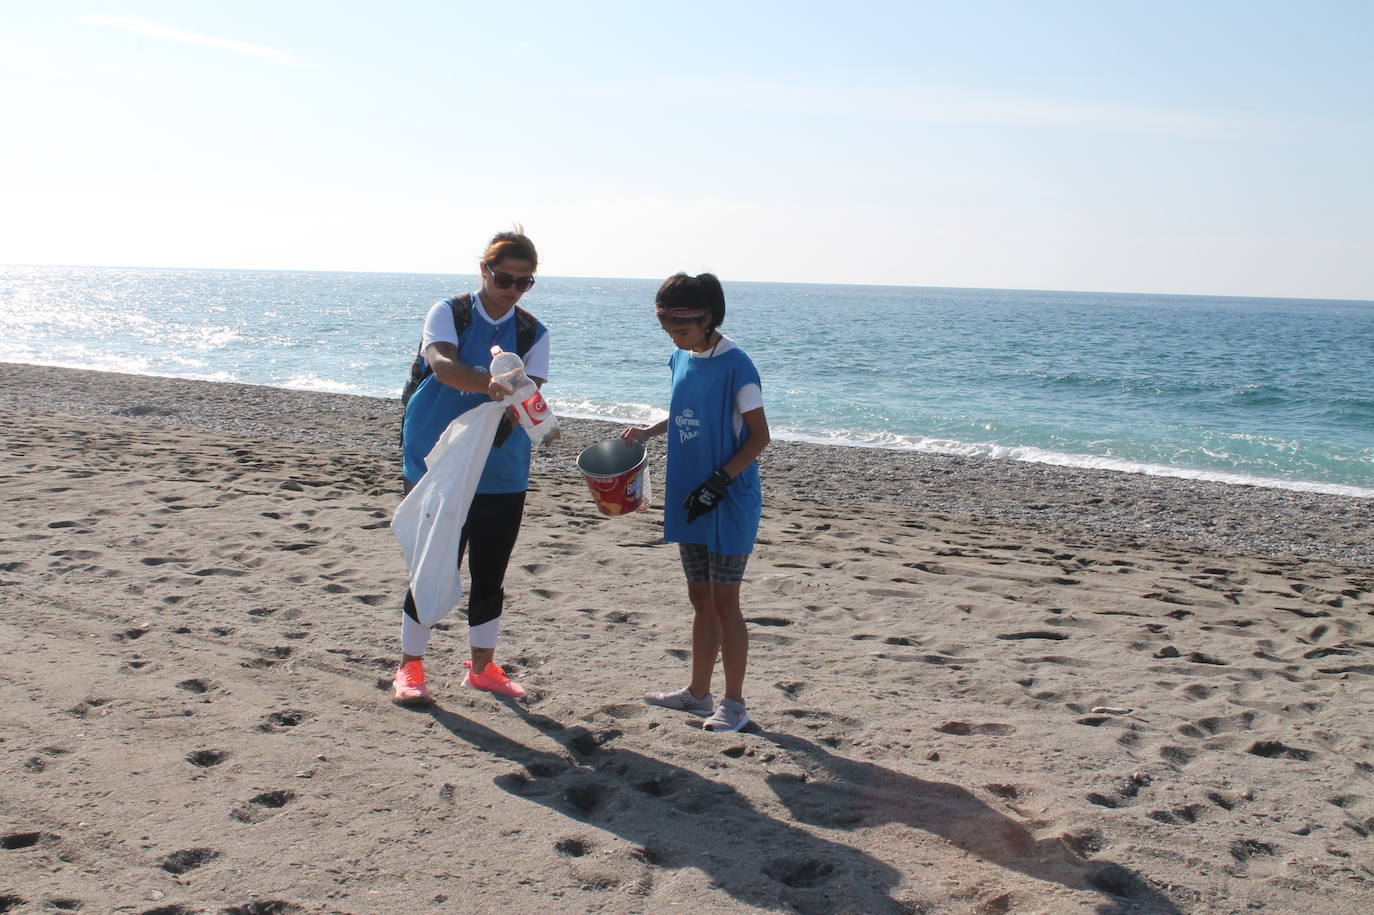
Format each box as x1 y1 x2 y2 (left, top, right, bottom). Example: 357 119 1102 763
544 401 1372 497
549 398 668 426
280 373 364 395
0 355 247 387
773 428 1374 499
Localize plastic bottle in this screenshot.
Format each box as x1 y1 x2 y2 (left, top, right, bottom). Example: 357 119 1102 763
489 345 560 446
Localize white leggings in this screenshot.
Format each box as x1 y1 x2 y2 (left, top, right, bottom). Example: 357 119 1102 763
401 615 501 656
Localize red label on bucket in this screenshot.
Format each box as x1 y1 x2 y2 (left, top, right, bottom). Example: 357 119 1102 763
578 439 649 517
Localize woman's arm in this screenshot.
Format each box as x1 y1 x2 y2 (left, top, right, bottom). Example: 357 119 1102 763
425 342 512 399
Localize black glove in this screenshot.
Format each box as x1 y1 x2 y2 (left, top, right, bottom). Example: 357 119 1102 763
492 413 515 448
684 469 732 522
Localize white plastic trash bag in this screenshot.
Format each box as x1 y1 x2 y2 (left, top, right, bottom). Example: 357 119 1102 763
392 401 505 627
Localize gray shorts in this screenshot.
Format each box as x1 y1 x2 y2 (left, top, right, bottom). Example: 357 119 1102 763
678 543 749 585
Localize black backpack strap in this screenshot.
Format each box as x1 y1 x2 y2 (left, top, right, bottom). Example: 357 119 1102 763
513 306 538 361
446 292 474 339
401 293 474 406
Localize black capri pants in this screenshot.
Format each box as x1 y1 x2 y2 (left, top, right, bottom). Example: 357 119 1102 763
402 489 527 627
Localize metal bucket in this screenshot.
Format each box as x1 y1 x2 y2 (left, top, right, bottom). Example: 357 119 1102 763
577 439 649 516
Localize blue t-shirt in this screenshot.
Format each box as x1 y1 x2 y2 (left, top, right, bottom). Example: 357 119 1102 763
401 308 548 493
662 345 763 554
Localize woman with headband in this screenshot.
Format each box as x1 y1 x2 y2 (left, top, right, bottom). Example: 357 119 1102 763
392 228 550 705
622 272 771 732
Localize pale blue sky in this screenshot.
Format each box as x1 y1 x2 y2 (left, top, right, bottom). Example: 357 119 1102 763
2 1 1371 298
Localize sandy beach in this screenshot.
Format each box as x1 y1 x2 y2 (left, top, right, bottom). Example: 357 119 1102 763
2 361 1372 914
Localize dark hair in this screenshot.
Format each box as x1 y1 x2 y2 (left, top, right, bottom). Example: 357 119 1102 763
483 226 538 270
655 272 725 333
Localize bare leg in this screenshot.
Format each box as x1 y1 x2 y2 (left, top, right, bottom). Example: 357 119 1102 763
469 646 495 676
687 580 719 698
710 582 748 703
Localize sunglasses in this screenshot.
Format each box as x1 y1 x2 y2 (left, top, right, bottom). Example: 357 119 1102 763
485 263 536 292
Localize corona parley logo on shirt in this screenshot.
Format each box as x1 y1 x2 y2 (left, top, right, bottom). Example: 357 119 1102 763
676 408 701 444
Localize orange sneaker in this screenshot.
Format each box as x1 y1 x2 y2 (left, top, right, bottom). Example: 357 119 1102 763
463 660 526 699
392 659 432 706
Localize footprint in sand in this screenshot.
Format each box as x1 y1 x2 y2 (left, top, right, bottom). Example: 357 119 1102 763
2 831 59 850
186 749 228 768
140 556 187 567
904 561 950 575
997 630 1069 641
1146 801 1209 824
50 548 100 560
65 697 109 719
250 790 295 809
229 790 298 823
158 847 220 874
1174 711 1256 740
936 721 1016 737
1247 739 1314 761
1227 839 1280 876
554 836 593 857
1085 772 1152 809
596 703 646 721
559 781 604 818
258 710 312 732
1158 745 1198 766
762 856 837 889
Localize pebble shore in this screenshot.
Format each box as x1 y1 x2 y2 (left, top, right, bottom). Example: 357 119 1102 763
3 361 1369 564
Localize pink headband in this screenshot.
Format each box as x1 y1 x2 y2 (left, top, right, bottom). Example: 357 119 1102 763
656 306 708 319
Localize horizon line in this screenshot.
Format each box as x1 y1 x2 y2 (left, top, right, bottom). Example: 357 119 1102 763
2 262 1371 306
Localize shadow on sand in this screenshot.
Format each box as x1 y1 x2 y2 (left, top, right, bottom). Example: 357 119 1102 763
760 729 1181 914
425 702 1177 914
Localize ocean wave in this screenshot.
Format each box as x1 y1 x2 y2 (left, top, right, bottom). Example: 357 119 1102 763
0 355 243 387
280 373 365 395
773 429 1374 499
545 400 1373 498
551 398 668 425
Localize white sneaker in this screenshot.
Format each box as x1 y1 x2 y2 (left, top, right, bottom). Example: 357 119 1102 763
645 686 713 717
703 698 750 732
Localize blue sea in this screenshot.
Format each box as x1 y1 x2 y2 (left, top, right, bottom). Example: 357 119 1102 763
3 265 1372 498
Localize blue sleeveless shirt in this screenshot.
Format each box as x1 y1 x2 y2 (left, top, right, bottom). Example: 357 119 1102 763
662 345 763 554
402 307 548 493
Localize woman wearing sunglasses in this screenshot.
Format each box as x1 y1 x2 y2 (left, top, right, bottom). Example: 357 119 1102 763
393 228 549 706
